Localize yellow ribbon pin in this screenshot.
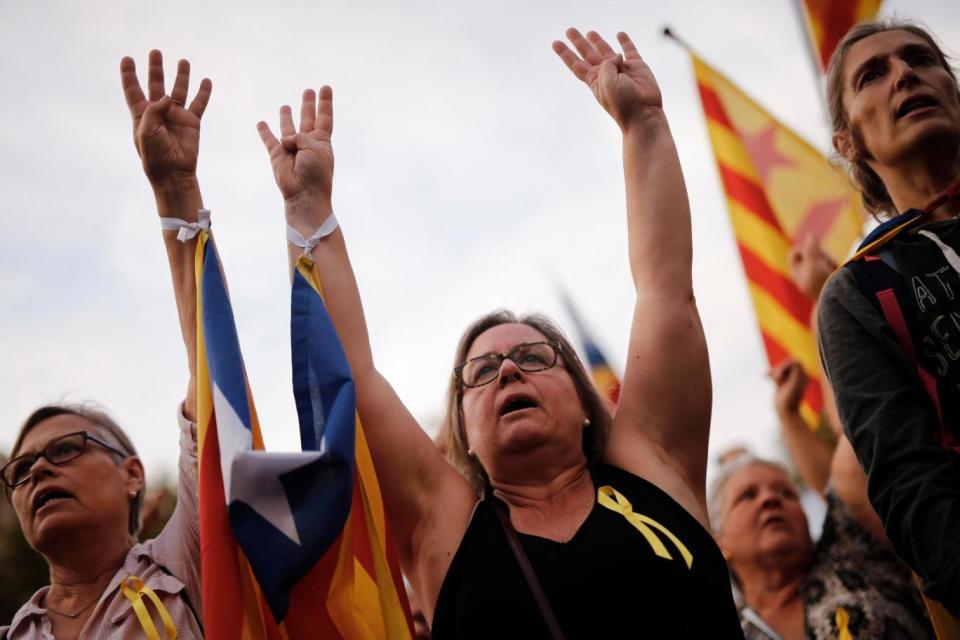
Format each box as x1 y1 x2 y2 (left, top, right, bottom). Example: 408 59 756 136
835 606 853 640
597 485 693 570
119 575 178 640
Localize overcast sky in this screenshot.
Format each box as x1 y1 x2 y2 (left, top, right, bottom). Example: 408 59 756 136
2 0 957 486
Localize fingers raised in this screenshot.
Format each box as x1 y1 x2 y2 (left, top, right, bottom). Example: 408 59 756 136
171 58 191 106
300 89 317 133
565 28 602 65
147 49 165 101
257 121 280 153
188 77 212 118
617 32 641 60
120 56 146 113
552 41 590 82
279 105 296 138
586 31 616 57
316 85 333 140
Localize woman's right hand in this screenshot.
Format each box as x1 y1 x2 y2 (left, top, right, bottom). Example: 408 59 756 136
771 358 809 418
120 50 211 193
257 87 335 232
788 235 837 301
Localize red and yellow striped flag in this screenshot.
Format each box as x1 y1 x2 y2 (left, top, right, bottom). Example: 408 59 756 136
691 53 863 428
799 0 882 71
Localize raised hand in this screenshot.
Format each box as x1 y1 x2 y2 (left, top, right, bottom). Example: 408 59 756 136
257 87 335 230
121 50 212 188
771 359 809 417
552 29 662 131
788 235 837 300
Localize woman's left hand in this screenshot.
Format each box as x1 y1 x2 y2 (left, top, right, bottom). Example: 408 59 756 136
257 87 335 232
552 29 662 132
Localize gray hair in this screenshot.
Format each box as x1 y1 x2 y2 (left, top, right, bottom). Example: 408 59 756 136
8 403 144 537
708 452 791 535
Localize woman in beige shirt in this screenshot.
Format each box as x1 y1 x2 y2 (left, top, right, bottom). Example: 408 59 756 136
1 49 210 640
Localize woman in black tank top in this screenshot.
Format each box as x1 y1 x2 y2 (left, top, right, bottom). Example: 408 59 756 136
264 27 742 638
432 464 742 638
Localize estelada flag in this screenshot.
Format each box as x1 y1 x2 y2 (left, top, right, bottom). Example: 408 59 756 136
799 0 882 72
195 230 412 639
690 53 863 428
559 289 621 407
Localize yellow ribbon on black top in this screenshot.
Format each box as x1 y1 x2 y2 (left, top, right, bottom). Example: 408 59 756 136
597 485 693 570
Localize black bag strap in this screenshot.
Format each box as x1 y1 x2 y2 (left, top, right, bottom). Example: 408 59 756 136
492 501 566 640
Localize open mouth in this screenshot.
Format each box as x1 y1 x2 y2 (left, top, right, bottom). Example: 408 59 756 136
896 95 939 119
761 514 787 528
33 488 74 513
500 394 539 416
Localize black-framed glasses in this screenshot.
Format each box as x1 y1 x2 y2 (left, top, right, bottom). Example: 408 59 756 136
1 431 128 488
455 341 562 388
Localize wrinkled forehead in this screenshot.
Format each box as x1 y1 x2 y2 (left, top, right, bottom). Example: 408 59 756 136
17 414 105 456
724 462 793 499
843 29 935 83
466 323 549 360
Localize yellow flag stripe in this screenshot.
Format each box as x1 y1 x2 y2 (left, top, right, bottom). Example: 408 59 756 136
749 284 819 373
728 199 792 276
704 120 760 182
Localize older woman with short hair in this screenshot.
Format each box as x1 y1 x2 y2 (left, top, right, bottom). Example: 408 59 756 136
1 402 201 640
711 452 932 639
1 50 210 640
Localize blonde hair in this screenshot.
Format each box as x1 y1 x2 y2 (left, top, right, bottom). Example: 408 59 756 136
437 310 612 494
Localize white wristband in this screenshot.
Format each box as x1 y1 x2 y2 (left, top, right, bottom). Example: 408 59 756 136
160 208 211 242
286 214 339 257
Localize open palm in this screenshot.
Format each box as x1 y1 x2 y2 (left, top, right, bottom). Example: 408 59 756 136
553 29 662 131
121 50 211 184
257 87 335 203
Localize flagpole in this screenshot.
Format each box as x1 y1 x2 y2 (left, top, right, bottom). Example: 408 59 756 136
661 26 694 54
664 22 830 132
790 0 829 117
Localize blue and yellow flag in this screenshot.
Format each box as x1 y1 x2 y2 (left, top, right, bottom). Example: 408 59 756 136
195 231 412 639
559 289 621 407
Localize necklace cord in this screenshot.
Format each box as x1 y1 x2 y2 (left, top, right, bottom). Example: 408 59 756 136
922 177 960 215
44 590 101 619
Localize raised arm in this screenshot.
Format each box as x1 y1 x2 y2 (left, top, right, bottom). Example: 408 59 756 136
771 359 834 494
785 237 890 542
121 50 211 421
256 88 477 611
553 30 710 522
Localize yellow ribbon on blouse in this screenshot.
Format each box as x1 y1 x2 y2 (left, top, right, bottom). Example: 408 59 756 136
118 576 178 640
835 606 853 640
597 485 694 570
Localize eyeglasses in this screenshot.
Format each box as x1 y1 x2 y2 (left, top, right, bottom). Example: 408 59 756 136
1 431 128 489
455 341 562 388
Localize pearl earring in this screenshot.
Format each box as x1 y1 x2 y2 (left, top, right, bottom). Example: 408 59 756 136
467 448 475 457
583 418 591 428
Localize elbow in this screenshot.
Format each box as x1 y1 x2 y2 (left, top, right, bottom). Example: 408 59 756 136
869 478 960 615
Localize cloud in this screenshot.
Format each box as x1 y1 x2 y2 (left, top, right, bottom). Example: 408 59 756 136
1 0 955 487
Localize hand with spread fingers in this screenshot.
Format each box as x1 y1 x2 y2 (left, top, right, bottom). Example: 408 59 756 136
552 29 662 131
119 50 210 418
257 87 335 234
120 50 212 190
